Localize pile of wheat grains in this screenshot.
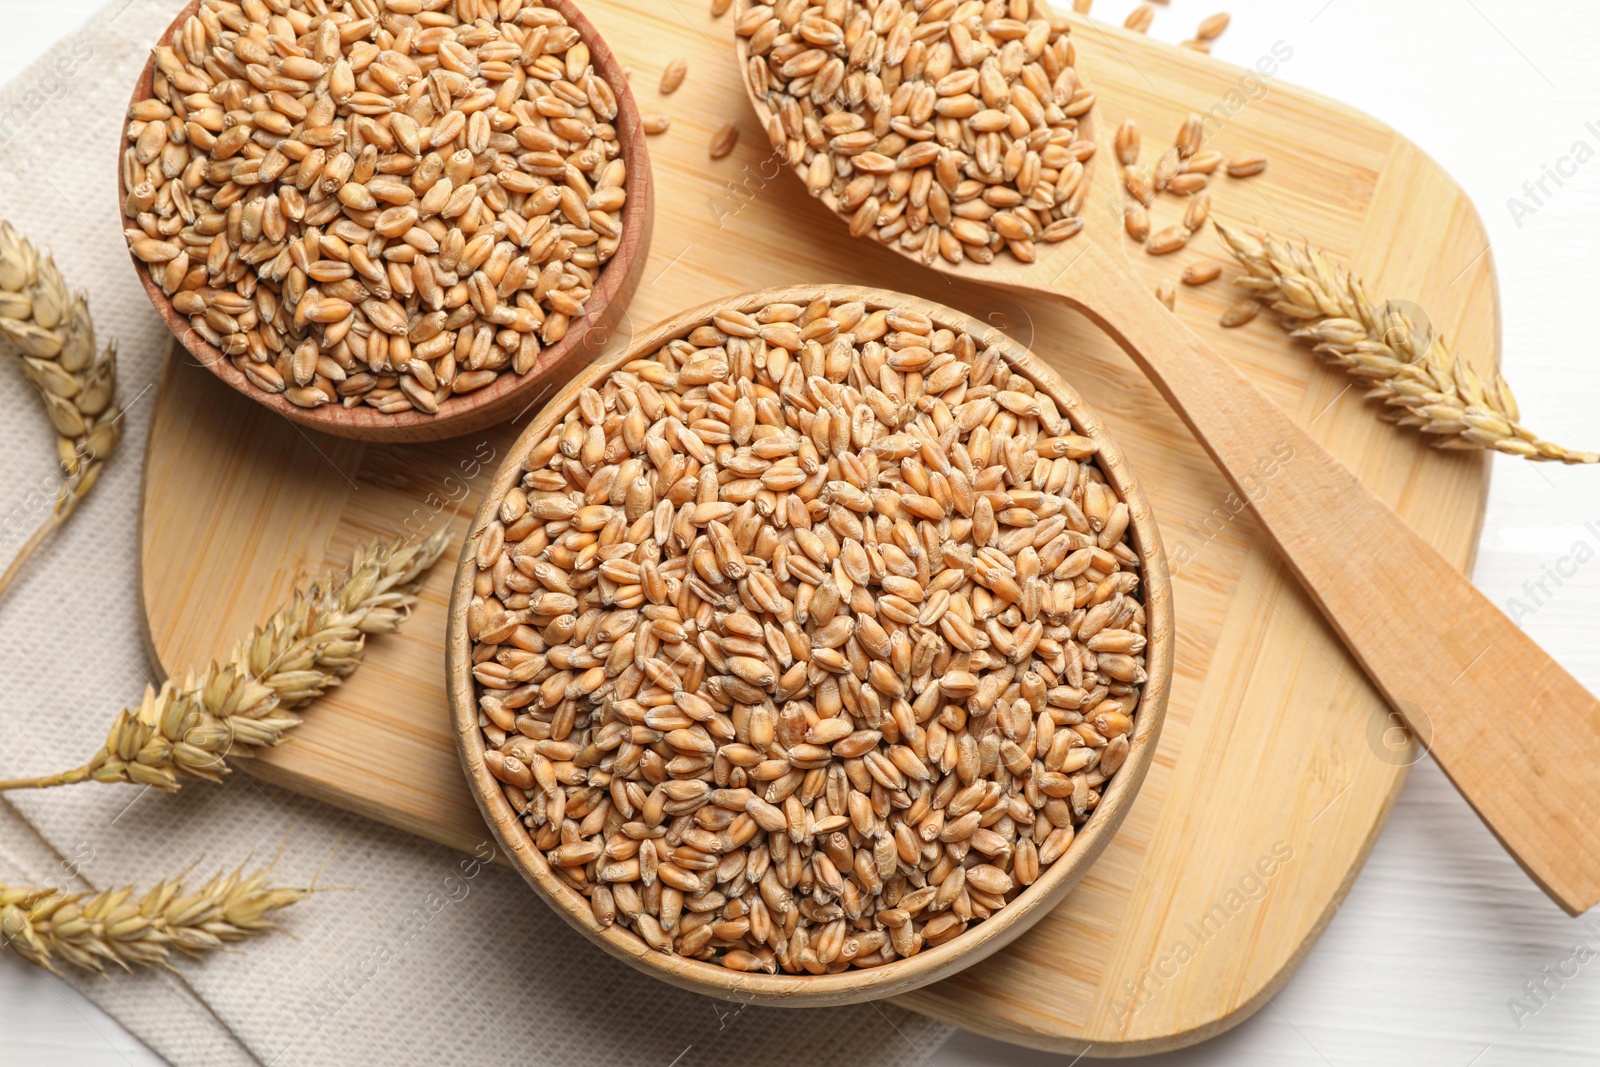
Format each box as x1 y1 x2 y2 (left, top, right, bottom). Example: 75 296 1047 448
736 0 1097 266
122 0 627 415
467 294 1150 974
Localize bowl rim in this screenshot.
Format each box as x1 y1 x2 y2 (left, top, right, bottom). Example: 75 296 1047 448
117 0 653 443
447 284 1175 1007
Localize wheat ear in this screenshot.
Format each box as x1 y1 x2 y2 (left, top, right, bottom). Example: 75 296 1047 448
1215 223 1598 464
1 862 311 974
0 530 450 793
0 221 123 602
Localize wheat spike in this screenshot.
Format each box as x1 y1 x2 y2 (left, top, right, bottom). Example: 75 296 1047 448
1215 222 1598 464
0 530 450 792
1 863 310 974
0 221 123 602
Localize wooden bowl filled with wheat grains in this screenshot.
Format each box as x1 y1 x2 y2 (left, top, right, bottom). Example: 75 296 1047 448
117 0 652 443
447 284 1174 1005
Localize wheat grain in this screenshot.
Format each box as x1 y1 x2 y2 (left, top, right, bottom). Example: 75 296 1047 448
0 222 121 604
710 122 740 160
123 0 628 416
1219 297 1261 328
1146 225 1191 255
1197 12 1231 39
1126 166 1155 206
643 114 672 136
1116 120 1141 166
660 58 689 94
1 863 310 974
1152 147 1182 192
469 295 1149 974
1175 114 1204 160
1181 261 1220 286
737 0 1094 266
1215 224 1598 463
1116 116 1263 269
1124 203 1150 242
1125 4 1155 32
0 531 449 793
1226 154 1269 177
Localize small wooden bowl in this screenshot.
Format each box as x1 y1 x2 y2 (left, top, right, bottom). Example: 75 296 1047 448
118 0 652 443
447 284 1175 1006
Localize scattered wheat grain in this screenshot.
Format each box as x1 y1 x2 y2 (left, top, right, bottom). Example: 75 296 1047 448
1175 114 1204 159
1219 297 1261 327
710 122 740 159
1124 203 1150 242
1197 12 1231 39
1227 154 1269 178
661 58 689 94
1146 226 1191 256
1116 120 1141 166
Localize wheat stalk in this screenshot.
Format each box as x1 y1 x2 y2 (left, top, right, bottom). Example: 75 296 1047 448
0 530 450 793
1215 222 1598 464
1 862 311 974
0 220 123 602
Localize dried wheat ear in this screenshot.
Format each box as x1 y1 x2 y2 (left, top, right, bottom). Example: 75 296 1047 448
1216 223 1598 465
0 531 450 794
1 863 312 975
0 221 121 605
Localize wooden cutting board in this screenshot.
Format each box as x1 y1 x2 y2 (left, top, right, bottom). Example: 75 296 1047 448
137 6 1498 1057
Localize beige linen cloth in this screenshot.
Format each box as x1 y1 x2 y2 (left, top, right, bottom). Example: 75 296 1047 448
0 3 954 1063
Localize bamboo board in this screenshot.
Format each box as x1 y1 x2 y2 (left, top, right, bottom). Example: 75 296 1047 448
138 7 1499 1057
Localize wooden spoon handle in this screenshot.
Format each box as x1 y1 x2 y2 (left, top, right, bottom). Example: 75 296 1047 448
1066 254 1600 914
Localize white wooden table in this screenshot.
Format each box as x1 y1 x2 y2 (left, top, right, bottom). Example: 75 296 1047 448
5 1 1600 1063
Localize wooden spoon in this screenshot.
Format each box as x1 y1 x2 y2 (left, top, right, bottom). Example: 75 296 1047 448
735 12 1600 914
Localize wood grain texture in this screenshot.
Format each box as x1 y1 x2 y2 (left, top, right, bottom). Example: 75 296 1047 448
118 0 654 443
139 5 1499 1056
443 285 1175 1007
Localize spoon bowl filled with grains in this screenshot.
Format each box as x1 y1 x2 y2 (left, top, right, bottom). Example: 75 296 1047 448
448 285 1173 1005
120 0 651 442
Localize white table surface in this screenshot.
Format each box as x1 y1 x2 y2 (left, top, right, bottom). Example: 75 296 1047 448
4 1 1600 1064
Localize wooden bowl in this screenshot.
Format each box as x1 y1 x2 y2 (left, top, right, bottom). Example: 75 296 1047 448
118 0 652 443
447 284 1175 1006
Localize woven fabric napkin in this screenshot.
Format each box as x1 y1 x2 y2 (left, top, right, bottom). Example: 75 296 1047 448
0 3 954 1063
